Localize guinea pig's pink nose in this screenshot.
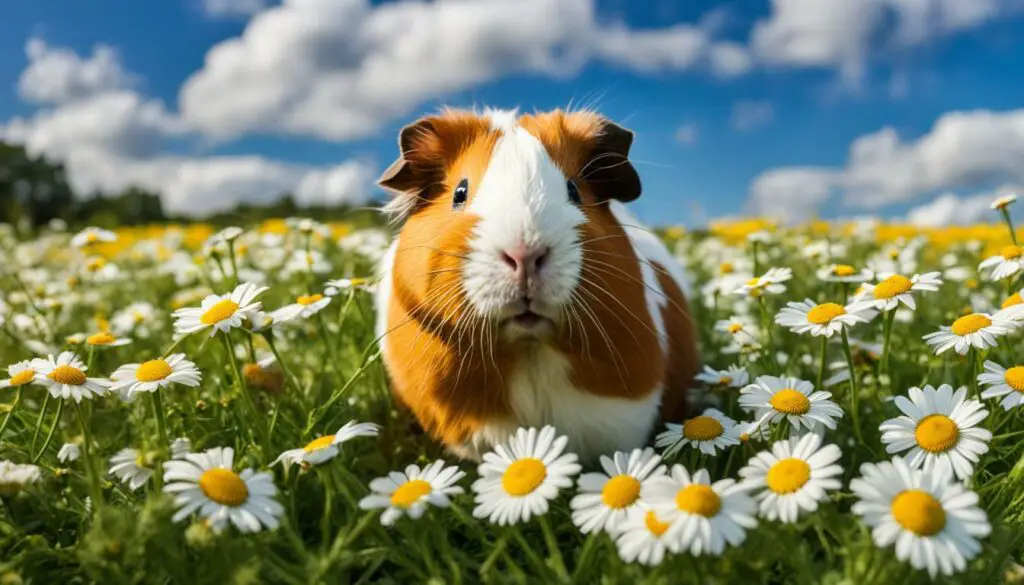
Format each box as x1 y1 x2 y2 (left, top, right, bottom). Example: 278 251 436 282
500 243 549 288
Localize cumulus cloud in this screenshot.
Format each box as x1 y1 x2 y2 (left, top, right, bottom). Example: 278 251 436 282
202 0 268 18
747 168 841 223
2 38 373 216
905 185 1023 226
674 123 699 146
731 101 774 131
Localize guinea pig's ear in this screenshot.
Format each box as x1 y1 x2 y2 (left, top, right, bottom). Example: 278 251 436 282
378 118 441 197
585 120 641 203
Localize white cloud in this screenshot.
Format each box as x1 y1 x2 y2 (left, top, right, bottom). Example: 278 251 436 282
179 0 755 142
19 38 135 104
747 168 840 223
905 192 993 226
202 0 268 18
731 100 774 131
674 123 699 146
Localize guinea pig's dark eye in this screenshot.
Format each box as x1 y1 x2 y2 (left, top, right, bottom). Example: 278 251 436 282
452 178 469 210
566 179 581 205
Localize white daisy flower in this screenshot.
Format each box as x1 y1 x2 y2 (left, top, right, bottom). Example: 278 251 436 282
979 360 1024 410
272 421 379 468
172 283 268 337
879 385 991 481
614 509 675 566
851 272 942 312
71 227 116 248
110 354 201 399
570 448 666 535
210 226 244 244
0 460 42 495
171 437 192 460
643 466 757 556
732 267 792 297
283 250 332 276
0 359 40 389
84 331 132 349
694 365 749 388
655 408 741 457
739 376 843 433
775 299 875 337
358 460 465 526
163 446 283 534
816 263 872 283
291 218 331 237
850 457 991 578
979 244 1024 281
922 311 1019 355
991 193 1017 210
269 293 332 324
35 352 110 402
111 302 157 337
58 443 81 463
736 420 771 443
324 277 374 296
108 448 154 492
472 426 581 526
738 433 843 523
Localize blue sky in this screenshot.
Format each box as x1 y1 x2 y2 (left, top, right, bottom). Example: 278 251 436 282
1 0 1022 226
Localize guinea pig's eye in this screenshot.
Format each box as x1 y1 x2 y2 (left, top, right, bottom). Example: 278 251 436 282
452 178 469 210
566 179 582 205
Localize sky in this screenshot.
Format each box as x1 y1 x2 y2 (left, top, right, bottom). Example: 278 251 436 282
1 0 1022 227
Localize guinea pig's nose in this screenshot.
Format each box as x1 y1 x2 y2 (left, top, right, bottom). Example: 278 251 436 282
500 244 549 284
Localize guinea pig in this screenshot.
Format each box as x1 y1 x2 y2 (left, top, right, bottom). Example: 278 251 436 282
374 108 699 461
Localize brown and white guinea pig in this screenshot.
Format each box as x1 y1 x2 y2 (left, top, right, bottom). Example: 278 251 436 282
373 107 699 461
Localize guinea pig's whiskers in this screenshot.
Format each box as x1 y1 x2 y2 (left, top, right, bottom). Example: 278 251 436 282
581 253 682 312
396 245 470 261
575 152 628 181
569 286 629 392
575 271 656 369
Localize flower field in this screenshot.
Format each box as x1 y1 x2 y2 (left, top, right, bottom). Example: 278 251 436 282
3 203 1024 584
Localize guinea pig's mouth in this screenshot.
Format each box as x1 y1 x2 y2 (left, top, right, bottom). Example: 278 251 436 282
500 304 557 338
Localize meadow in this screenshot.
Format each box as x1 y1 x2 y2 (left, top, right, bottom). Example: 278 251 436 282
2 204 1024 584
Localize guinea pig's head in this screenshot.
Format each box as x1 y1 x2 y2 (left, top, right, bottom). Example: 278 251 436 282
381 108 640 341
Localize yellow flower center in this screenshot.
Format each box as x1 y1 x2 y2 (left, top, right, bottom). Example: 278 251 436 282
200 299 240 325
682 416 725 441
48 365 86 386
85 233 99 244
601 475 641 509
950 313 991 336
303 435 336 452
86 332 117 346
1001 245 1023 260
390 479 433 508
1002 292 1022 309
727 323 743 334
718 376 733 385
770 389 810 414
198 468 249 507
675 484 721 517
807 303 846 325
719 262 735 275
502 458 547 496
766 458 811 494
8 370 35 386
831 264 856 277
644 510 671 536
891 490 946 537
873 274 913 300
1004 367 1024 392
296 294 324 306
86 258 107 272
914 414 959 453
136 359 173 382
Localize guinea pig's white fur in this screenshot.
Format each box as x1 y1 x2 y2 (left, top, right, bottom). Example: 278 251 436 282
374 108 699 461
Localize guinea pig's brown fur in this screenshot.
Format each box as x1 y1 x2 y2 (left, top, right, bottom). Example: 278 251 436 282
375 108 699 460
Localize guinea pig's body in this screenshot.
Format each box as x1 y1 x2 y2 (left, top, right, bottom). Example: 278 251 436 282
374 108 699 460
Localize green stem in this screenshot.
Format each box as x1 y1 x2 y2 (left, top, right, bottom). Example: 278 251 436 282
74 401 103 507
1001 208 1018 245
150 391 169 448
816 336 828 390
305 351 381 434
33 397 64 463
222 334 270 457
264 335 302 395
226 240 240 289
841 329 867 447
881 310 895 378
968 347 979 396
539 515 570 582
31 393 50 453
0 386 24 442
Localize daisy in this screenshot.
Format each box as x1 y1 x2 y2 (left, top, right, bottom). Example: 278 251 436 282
739 376 843 433
775 299 874 337
922 310 1018 355
71 227 116 248
655 409 741 457
643 466 757 556
694 365 749 389
58 443 81 463
171 437 192 460
714 316 760 347
358 460 465 526
816 264 872 283
0 460 42 495
991 193 1018 210
210 226 244 244
163 446 283 533
283 250 332 276
472 426 581 526
35 352 110 402
0 359 41 389
732 267 792 298
273 421 379 468
738 433 843 523
570 448 666 535
108 448 154 492
269 293 332 324
879 385 991 481
614 509 675 566
172 282 268 338
979 245 1024 281
110 302 157 336
850 457 991 578
324 277 374 296
851 272 943 312
979 361 1024 410
110 354 202 399
84 331 132 349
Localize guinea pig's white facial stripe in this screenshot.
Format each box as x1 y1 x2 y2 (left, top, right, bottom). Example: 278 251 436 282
462 121 586 319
